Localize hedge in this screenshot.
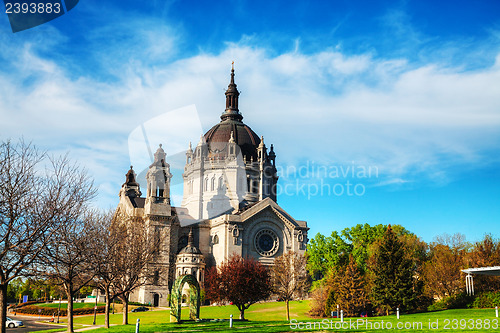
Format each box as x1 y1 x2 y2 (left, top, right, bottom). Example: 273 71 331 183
472 291 500 308
15 305 106 316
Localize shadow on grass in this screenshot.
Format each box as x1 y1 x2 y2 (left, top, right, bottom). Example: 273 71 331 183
87 320 292 333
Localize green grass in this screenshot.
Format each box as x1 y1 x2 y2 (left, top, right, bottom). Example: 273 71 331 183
36 301 500 332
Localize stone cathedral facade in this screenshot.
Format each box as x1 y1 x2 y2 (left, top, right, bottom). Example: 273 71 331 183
116 67 308 306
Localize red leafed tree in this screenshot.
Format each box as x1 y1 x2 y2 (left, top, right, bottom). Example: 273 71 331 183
205 255 270 320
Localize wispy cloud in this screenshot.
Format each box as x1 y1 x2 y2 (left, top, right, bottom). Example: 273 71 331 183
1 9 499 207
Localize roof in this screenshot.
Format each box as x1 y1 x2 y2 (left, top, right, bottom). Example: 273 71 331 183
178 229 203 255
128 197 145 208
237 197 308 230
204 119 261 161
461 266 500 276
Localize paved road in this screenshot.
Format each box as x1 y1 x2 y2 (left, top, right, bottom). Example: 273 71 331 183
6 315 63 332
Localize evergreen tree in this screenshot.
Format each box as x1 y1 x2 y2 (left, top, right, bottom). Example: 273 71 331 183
324 288 336 317
370 225 418 315
333 256 367 317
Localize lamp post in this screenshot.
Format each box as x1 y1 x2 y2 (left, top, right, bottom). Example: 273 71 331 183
92 291 98 325
57 297 62 324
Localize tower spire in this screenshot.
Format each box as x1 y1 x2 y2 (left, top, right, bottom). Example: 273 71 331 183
221 62 243 122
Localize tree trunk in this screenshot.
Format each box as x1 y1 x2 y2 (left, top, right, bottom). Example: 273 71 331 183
1 282 8 333
239 307 245 320
286 299 290 321
120 295 129 325
104 288 111 328
66 288 74 333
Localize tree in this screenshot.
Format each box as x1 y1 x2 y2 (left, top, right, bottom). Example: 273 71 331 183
206 255 270 320
87 210 118 329
306 232 351 280
0 140 96 333
331 256 367 317
105 213 159 326
369 225 418 315
271 251 309 320
423 233 468 299
307 224 412 280
309 282 330 317
90 211 160 327
467 234 500 291
37 209 98 333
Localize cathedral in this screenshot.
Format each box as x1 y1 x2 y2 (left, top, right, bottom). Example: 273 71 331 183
116 66 308 307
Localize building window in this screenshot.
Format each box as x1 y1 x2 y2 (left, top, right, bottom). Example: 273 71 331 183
218 177 224 189
213 234 219 245
153 270 159 285
253 180 258 193
254 229 279 257
211 177 215 191
204 178 209 191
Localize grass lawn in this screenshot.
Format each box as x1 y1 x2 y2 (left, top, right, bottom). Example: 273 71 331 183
37 301 500 332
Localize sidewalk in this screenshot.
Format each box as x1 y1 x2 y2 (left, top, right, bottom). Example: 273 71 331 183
50 324 118 332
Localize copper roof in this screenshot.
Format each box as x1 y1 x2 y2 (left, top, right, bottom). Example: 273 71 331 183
204 119 260 160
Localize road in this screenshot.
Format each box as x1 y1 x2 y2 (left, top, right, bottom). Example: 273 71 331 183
6 315 63 332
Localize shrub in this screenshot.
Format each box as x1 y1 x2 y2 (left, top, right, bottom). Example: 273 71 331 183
308 284 329 317
472 291 500 308
428 292 474 311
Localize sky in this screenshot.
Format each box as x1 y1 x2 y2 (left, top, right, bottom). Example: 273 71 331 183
0 0 499 243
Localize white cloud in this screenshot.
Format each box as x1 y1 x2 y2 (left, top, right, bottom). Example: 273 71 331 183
1 23 499 208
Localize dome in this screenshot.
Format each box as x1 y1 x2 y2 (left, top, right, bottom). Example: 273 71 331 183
204 119 261 161
178 244 202 255
178 228 203 255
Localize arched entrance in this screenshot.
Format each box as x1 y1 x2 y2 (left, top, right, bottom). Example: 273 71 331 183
170 274 201 322
153 293 160 307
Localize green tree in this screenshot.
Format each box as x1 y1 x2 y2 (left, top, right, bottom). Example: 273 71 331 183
342 223 412 273
324 289 336 317
6 279 22 303
370 225 418 315
306 231 351 280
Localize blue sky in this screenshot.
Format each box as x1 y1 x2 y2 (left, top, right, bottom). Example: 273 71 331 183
1 0 499 243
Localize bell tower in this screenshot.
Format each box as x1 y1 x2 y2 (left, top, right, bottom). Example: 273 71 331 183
145 144 172 216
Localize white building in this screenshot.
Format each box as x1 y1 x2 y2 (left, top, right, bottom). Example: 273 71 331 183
117 66 308 306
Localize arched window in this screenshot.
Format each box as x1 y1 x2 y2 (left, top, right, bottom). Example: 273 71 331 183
204 178 209 191
213 234 219 245
211 177 215 191
218 177 224 189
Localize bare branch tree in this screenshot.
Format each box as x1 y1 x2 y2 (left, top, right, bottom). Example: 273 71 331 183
37 207 99 333
87 210 118 329
106 212 159 326
271 251 310 320
0 140 96 333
